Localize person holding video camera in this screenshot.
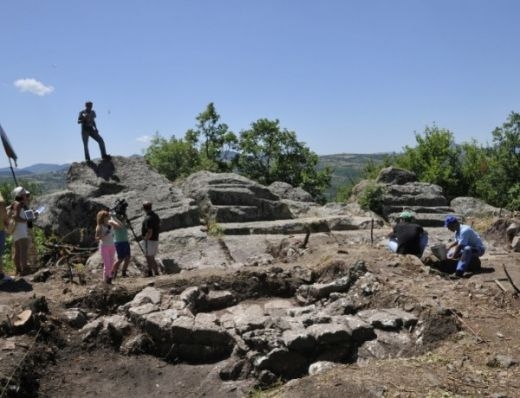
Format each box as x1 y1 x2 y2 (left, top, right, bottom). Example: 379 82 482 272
78 101 110 162
111 214 131 278
141 201 161 277
95 210 118 284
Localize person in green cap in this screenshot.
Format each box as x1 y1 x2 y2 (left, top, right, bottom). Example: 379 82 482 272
388 211 428 257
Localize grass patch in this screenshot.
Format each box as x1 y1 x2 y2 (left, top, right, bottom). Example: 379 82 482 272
207 217 224 237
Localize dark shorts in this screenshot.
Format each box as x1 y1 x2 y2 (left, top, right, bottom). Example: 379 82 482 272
115 241 131 260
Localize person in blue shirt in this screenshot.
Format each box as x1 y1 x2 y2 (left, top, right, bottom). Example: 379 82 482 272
445 215 485 277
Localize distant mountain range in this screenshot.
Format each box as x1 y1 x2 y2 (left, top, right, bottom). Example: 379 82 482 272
0 163 70 176
0 153 392 198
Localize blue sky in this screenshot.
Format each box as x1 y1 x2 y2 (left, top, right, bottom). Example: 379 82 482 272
1 1 519 168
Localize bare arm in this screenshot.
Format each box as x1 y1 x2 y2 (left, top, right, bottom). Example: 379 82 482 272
95 225 103 241
109 217 123 229
0 202 7 224
13 202 27 223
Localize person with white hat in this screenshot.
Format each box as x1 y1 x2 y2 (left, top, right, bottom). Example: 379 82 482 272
0 189 8 280
10 186 29 276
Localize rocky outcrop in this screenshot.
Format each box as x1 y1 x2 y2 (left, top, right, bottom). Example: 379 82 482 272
268 181 314 202
33 156 389 248
369 167 458 226
450 197 512 218
376 167 417 185
35 156 200 244
181 171 294 223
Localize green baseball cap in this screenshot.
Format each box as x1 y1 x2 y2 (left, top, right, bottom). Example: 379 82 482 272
399 211 413 220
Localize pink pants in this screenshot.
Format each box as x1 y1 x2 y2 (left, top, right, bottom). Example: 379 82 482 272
100 244 116 280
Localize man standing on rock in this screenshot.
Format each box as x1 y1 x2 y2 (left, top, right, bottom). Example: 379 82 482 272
77 101 110 162
388 211 428 257
445 215 485 277
141 201 161 277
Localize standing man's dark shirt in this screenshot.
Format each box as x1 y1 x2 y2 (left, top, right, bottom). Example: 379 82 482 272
141 202 161 277
78 106 97 133
141 210 160 241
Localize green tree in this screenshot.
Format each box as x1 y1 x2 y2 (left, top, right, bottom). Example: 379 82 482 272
459 140 489 198
395 125 465 199
144 133 200 181
192 103 238 172
237 118 331 201
476 112 520 210
0 180 41 203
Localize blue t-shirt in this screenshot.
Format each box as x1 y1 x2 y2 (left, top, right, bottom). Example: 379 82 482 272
456 224 485 250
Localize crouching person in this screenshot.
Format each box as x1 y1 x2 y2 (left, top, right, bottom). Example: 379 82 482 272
444 215 485 278
388 211 428 258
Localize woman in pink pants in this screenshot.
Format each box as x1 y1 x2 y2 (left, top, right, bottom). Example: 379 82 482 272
95 210 117 284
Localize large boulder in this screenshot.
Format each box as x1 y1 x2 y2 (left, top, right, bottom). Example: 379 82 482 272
353 168 454 226
268 181 314 202
376 167 417 185
450 197 512 218
34 156 200 245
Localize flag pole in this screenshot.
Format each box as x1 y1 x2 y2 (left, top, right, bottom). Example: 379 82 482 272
8 157 18 186
0 123 19 186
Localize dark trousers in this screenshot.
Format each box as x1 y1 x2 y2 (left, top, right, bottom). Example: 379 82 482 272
82 129 107 160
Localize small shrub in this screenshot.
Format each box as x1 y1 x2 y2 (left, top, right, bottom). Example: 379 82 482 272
206 217 224 237
358 183 384 214
2 236 14 275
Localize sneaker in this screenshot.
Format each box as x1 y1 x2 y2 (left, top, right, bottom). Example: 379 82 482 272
121 271 128 277
102 154 112 160
146 270 153 277
105 277 112 284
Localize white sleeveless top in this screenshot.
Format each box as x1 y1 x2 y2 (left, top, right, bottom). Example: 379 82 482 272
12 207 28 241
99 224 114 246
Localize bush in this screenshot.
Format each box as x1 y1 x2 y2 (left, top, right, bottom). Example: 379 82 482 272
358 183 384 214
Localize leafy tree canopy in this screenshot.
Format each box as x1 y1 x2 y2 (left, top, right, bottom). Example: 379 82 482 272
144 133 200 181
143 105 331 202
357 113 520 211
237 118 331 201
192 102 238 172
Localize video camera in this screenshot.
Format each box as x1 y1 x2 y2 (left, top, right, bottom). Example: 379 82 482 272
111 198 128 219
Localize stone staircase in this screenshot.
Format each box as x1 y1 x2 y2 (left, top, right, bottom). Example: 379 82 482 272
377 167 461 227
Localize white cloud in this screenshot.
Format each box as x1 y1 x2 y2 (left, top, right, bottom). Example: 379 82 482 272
13 78 54 96
136 135 152 143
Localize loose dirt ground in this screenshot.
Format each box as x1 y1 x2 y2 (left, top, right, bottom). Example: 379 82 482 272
1 224 520 398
